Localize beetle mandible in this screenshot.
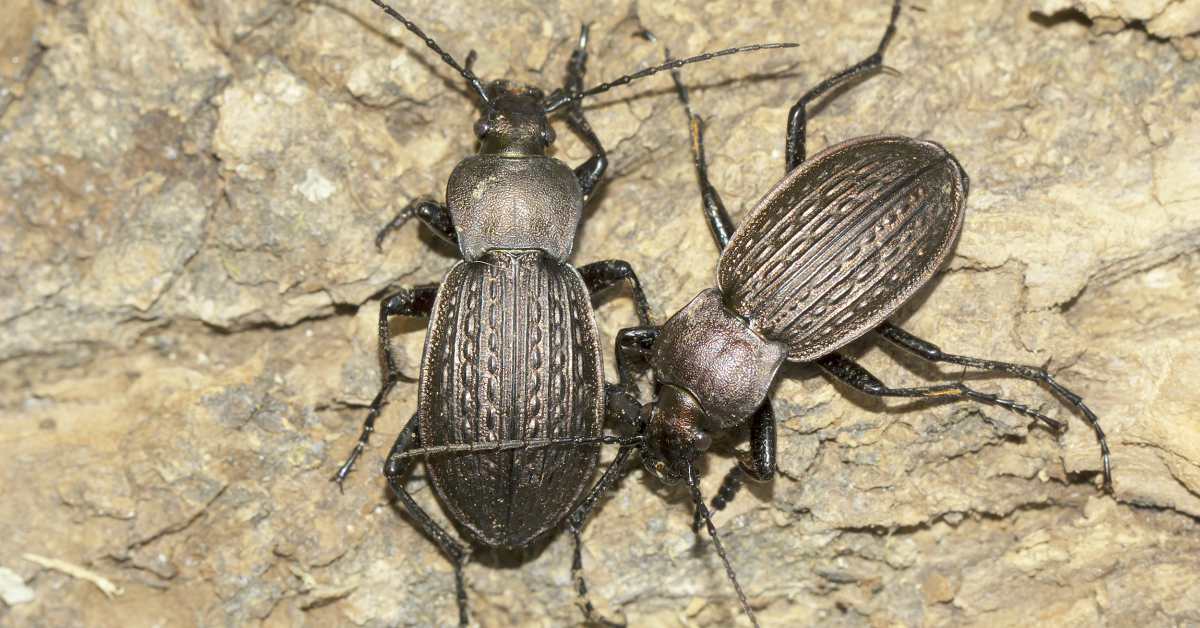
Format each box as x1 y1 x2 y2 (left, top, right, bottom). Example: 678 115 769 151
331 1 797 624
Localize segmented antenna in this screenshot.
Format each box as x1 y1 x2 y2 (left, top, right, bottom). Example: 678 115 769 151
391 434 644 460
687 462 759 627
367 0 490 103
545 42 799 112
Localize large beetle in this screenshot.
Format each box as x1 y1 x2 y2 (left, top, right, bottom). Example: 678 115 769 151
331 1 794 624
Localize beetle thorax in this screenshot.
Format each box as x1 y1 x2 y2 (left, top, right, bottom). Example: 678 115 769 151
445 153 582 261
444 80 584 261
651 288 787 429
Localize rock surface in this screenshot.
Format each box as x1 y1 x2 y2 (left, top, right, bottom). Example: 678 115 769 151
1 0 1198 626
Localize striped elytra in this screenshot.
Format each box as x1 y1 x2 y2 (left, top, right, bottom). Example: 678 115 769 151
718 135 968 362
417 250 604 548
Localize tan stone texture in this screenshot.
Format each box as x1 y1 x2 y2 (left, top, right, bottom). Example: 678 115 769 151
1 1 1198 626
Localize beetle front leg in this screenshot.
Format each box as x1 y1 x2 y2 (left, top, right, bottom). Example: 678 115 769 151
384 413 472 627
561 24 608 201
578 260 653 328
375 198 457 250
698 399 778 529
784 0 900 170
876 322 1112 492
332 284 439 489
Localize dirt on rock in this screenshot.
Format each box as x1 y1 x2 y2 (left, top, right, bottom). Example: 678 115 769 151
1 1 1198 626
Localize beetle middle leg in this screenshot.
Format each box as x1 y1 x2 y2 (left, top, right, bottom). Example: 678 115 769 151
384 413 472 627
875 322 1113 491
578 260 654 327
333 284 439 488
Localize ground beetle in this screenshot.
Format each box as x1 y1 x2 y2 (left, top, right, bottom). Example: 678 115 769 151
594 1 1113 622
331 1 796 624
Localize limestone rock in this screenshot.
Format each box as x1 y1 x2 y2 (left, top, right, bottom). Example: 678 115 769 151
1 1 1198 626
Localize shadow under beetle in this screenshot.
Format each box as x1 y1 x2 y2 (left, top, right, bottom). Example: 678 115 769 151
331 1 797 624
580 1 1114 623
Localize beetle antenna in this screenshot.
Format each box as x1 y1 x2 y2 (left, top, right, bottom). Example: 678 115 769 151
367 0 490 104
392 434 644 460
686 462 758 627
544 42 799 112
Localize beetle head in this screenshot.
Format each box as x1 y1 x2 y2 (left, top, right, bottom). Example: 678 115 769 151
640 384 713 484
474 80 555 157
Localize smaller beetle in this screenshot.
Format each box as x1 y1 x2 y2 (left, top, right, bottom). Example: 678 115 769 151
585 1 1113 622
617 0 1110 495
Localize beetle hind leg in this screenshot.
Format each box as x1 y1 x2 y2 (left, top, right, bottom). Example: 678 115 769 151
567 445 636 627
385 413 473 627
332 284 438 489
564 384 645 626
877 322 1113 492
816 352 1097 485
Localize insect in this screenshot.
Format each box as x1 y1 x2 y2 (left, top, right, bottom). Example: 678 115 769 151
330 1 796 624
571 1 1114 623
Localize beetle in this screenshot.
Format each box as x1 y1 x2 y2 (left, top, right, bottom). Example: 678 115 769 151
577 1 1113 622
625 0 1111 501
330 1 797 624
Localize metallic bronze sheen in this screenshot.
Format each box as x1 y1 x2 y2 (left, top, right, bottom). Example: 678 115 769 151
651 289 787 429
718 135 968 361
447 154 583 261
417 250 603 547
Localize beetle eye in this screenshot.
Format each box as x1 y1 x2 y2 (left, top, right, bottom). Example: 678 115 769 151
473 119 490 138
541 126 556 145
693 431 711 452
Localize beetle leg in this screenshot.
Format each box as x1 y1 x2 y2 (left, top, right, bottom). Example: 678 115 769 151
816 351 1078 455
566 442 636 627
578 260 654 327
332 284 439 489
737 400 777 483
876 322 1113 492
668 62 737 250
564 383 650 626
702 399 779 518
785 0 901 170
614 326 659 391
384 413 472 627
561 23 608 201
375 198 456 250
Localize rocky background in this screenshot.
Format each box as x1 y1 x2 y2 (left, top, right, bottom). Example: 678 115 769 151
2 0 1198 626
